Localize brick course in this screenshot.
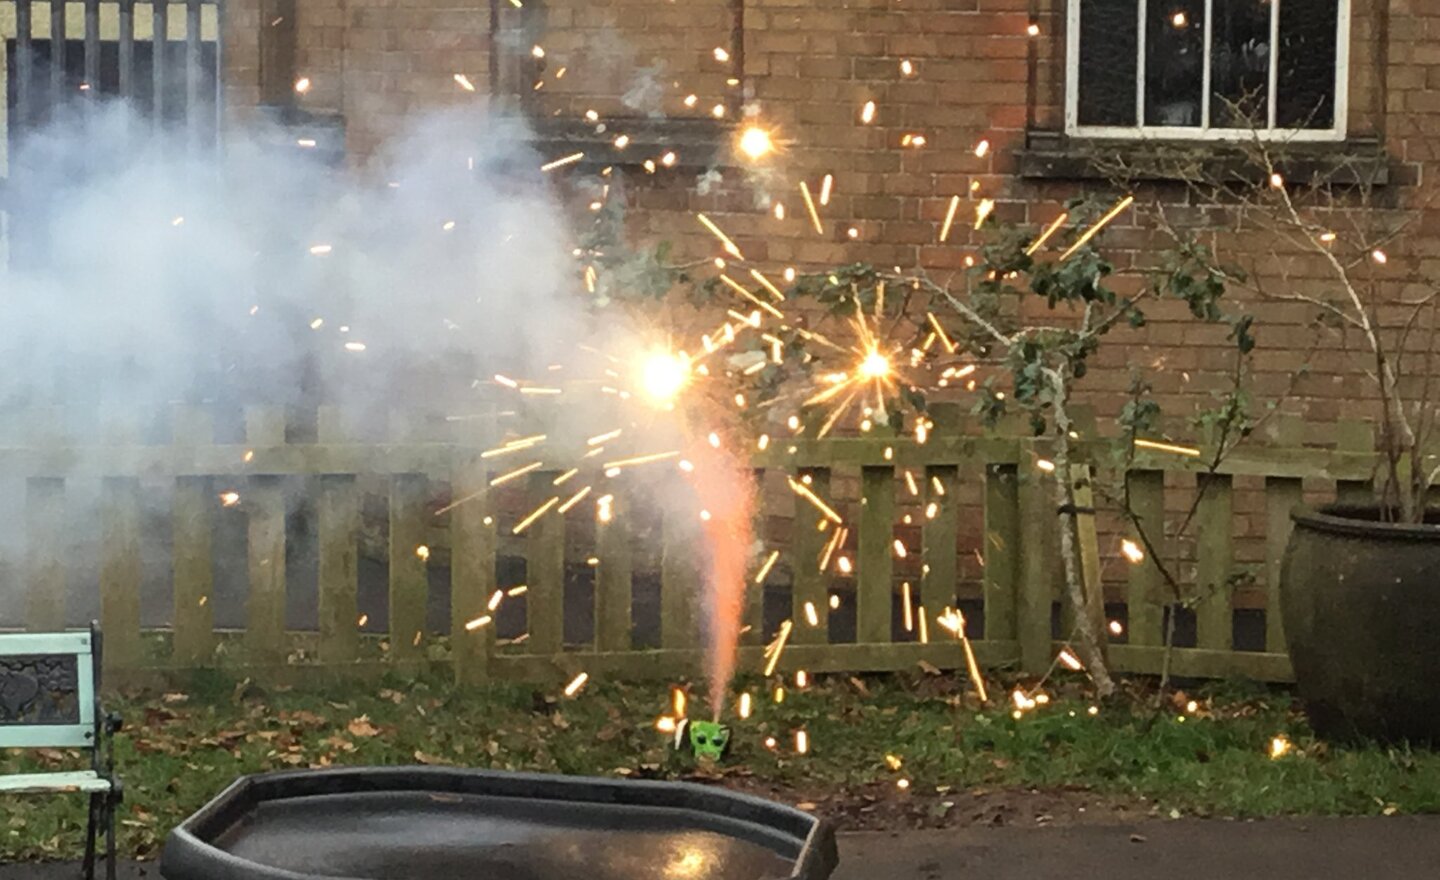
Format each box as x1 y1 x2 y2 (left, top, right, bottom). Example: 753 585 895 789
217 0 1439 610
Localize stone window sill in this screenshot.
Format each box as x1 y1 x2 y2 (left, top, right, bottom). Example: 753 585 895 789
526 117 737 172
1017 130 1392 187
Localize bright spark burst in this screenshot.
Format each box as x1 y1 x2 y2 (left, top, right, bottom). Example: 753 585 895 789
639 351 691 405
738 127 775 161
1121 539 1145 563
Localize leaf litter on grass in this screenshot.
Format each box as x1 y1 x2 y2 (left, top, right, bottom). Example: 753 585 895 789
4 673 1440 862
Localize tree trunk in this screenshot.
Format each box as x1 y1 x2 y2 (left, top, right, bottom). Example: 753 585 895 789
1049 369 1117 698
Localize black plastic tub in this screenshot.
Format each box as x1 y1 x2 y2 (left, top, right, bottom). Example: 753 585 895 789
161 766 838 880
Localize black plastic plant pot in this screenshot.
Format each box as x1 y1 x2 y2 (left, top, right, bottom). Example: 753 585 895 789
161 766 839 880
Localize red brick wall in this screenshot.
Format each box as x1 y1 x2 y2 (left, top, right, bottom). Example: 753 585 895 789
218 0 1439 613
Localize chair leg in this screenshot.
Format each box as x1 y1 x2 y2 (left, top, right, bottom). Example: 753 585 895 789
104 793 118 880
82 793 100 880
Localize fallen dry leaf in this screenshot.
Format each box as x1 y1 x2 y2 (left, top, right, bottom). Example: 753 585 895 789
414 750 450 766
347 716 380 738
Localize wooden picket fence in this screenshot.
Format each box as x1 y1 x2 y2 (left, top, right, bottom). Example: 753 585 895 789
0 403 1385 691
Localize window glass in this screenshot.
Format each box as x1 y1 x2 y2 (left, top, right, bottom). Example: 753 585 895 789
1145 1 1206 127
1078 0 1139 127
1209 0 1273 129
1277 0 1339 129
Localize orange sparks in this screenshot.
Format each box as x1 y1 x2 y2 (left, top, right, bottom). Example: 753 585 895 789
1025 212 1070 255
557 486 593 514
1133 437 1201 457
799 181 825 234
1121 539 1145 563
697 213 745 259
974 198 995 230
1059 195 1135 261
464 615 492 631
602 450 680 470
787 477 843 524
819 174 834 206
902 582 914 631
795 730 809 754
755 550 781 584
512 497 559 534
1058 648 1084 671
926 312 958 353
738 692 753 718
454 73 476 91
720 275 786 319
490 461 543 487
939 195 961 242
563 672 589 697
541 152 585 172
860 100 876 124
750 269 787 301
804 601 820 627
763 619 793 676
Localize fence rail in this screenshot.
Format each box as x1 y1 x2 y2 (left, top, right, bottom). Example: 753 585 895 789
0 404 1381 692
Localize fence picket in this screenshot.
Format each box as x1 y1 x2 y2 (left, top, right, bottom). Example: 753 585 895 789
660 510 697 649
244 407 287 665
857 465 895 644
1194 473 1234 651
26 477 65 632
1125 470 1165 646
450 449 494 684
595 490 632 652
1334 419 1375 505
99 411 142 671
982 464 1019 643
1016 442 1052 673
922 464 958 625
316 408 358 664
172 406 215 665
790 468 831 644
525 472 565 654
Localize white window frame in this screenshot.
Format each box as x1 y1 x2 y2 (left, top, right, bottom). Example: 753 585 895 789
1065 0 1351 141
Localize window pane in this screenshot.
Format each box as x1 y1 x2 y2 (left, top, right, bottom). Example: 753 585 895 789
1078 0 1138 127
1145 1 1206 127
1277 0 1339 129
1210 0 1272 129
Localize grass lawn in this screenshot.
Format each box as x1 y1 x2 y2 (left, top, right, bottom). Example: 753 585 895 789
3 668 1439 862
